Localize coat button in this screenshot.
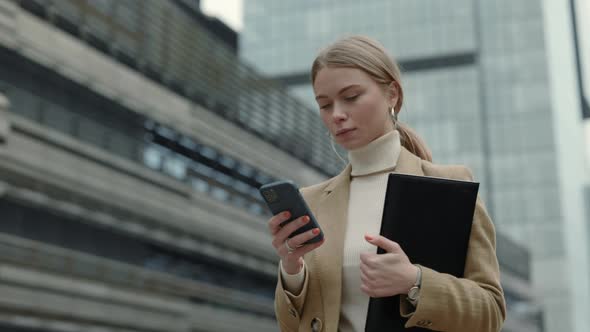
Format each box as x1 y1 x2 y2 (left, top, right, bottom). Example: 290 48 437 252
311 317 322 332
288 308 297 318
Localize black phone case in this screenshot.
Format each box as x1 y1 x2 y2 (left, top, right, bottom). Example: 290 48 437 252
259 180 324 244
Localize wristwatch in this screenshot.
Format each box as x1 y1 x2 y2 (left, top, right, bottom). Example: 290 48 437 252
407 264 422 306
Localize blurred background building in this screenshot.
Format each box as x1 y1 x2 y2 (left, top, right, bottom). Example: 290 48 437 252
0 0 329 331
0 0 585 331
240 0 589 331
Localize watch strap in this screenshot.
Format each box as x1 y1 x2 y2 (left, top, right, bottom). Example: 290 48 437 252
407 264 422 306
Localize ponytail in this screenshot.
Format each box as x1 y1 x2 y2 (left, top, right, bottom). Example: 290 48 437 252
396 121 432 162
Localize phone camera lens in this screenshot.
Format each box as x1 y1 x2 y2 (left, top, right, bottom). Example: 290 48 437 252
262 189 278 203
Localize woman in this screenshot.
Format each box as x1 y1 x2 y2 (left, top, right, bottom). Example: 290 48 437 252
267 35 506 332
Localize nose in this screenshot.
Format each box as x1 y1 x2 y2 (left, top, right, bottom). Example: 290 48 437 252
332 103 348 122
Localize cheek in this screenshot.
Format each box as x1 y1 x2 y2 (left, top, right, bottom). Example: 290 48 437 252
320 112 331 127
355 98 385 125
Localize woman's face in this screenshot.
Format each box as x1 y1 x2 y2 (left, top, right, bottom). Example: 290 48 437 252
313 67 397 151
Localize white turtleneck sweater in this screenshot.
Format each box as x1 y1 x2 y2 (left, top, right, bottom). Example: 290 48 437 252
280 130 402 332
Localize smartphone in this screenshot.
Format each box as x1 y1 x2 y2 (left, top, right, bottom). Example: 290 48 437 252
259 180 324 244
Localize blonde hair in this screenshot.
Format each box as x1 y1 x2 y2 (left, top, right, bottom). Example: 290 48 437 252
311 35 432 162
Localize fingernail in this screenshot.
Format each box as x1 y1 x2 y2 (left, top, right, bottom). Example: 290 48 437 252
312 228 320 235
365 234 374 241
301 217 309 225
284 212 291 218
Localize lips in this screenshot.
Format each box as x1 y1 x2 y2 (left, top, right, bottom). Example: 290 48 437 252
335 128 356 136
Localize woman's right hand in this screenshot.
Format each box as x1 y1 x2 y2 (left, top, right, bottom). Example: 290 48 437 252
268 211 325 274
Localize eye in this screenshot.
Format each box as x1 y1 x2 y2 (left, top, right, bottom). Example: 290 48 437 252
319 103 332 111
344 95 359 101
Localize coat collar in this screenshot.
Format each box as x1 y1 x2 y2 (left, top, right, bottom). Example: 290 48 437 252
323 146 424 193
314 147 425 330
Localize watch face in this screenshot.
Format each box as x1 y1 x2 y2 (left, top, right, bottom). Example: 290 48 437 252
408 287 420 300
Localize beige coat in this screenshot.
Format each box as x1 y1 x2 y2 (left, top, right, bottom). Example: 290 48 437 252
274 147 506 332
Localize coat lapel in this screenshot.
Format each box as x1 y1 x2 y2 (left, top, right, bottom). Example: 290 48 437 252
393 146 425 177
313 147 425 329
314 164 351 330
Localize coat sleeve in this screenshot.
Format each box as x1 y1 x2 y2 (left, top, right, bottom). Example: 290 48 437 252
399 167 507 331
273 184 327 331
274 259 310 331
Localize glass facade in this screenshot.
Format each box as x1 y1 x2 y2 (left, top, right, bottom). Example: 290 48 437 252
0 47 271 218
16 0 345 177
496 232 544 330
241 0 566 331
243 0 476 79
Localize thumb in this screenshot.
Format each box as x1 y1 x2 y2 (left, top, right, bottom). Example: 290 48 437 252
365 233 400 253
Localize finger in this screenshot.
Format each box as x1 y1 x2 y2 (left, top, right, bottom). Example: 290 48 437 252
268 211 291 235
360 268 370 284
274 216 310 247
360 284 376 298
365 234 401 253
283 236 325 259
286 226 321 248
359 259 369 274
360 264 377 283
280 227 321 257
360 252 378 267
360 252 379 268
272 216 309 249
359 251 371 262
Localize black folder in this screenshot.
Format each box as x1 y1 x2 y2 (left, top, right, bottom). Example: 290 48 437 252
365 173 479 332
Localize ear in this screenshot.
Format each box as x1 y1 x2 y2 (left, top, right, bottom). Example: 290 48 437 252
387 81 400 111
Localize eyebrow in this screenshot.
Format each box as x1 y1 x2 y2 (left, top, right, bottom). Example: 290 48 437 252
315 84 361 100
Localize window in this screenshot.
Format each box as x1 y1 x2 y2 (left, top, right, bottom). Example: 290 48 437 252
237 163 255 178
143 146 163 170
234 181 252 195
200 146 217 160
255 173 272 185
163 156 188 180
78 117 108 147
108 131 138 160
179 136 199 151
211 187 230 201
218 155 237 169
213 171 234 187
192 163 215 178
232 196 247 209
191 177 210 193
9 87 42 120
249 203 264 215
155 126 177 140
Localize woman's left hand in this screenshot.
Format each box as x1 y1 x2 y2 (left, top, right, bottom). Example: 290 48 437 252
360 233 419 298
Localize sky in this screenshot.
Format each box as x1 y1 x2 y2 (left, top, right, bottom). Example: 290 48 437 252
201 0 244 31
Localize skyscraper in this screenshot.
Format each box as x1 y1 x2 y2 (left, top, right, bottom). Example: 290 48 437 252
241 1 590 331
